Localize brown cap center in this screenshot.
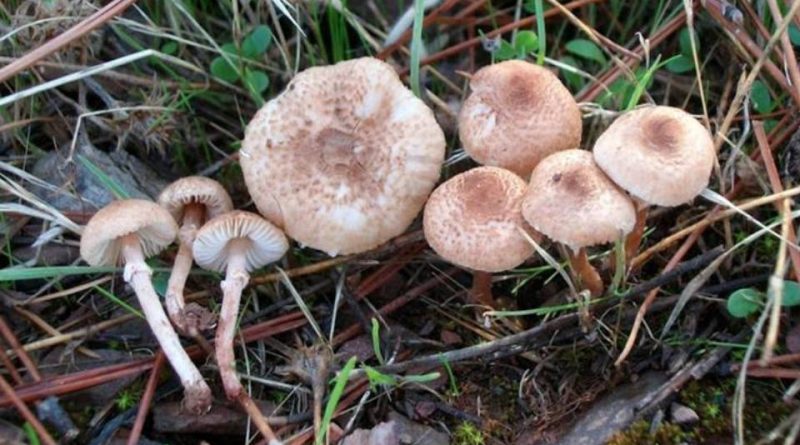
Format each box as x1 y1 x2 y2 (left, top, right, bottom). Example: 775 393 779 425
642 116 681 152
459 173 510 220
317 128 362 169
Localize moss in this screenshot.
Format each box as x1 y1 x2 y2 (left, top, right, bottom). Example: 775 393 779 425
453 422 484 445
608 420 687 445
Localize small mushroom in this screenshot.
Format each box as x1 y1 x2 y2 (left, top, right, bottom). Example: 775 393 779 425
240 57 445 256
458 60 582 177
192 211 288 401
423 166 536 306
522 149 636 297
593 106 715 260
158 176 233 336
80 199 212 414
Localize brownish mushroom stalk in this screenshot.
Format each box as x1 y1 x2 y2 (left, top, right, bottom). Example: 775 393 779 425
158 176 233 336
239 57 445 257
80 200 212 414
593 106 715 263
192 211 288 399
423 167 536 307
459 60 582 177
522 150 636 298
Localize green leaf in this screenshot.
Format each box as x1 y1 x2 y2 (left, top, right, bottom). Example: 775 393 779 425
790 24 800 46
666 54 694 73
364 366 396 388
782 281 800 307
559 55 583 90
152 270 169 298
727 288 763 318
243 69 269 94
565 39 606 64
751 80 775 114
679 28 694 56
370 318 384 365
317 356 357 445
210 56 240 83
401 372 441 384
0 266 118 281
494 39 517 61
514 30 538 56
161 41 178 55
242 25 272 58
77 154 130 199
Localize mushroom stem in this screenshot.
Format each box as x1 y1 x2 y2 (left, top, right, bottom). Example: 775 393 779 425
216 238 250 400
471 271 495 308
165 203 208 335
215 238 281 443
624 204 650 263
119 234 212 414
568 248 604 297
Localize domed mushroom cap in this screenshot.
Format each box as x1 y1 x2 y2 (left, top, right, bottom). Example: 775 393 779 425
458 60 582 177
158 176 233 222
240 57 445 256
192 211 288 273
423 166 535 272
80 199 178 266
522 150 636 251
592 106 715 207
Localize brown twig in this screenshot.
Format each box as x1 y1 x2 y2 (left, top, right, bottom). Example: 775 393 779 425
0 374 55 445
0 0 138 83
126 352 165 445
0 316 41 382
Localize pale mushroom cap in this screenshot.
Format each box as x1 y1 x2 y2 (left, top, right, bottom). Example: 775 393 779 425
458 60 582 177
157 176 233 222
192 211 288 273
423 166 535 272
240 57 446 256
593 105 715 207
80 199 178 266
522 149 636 251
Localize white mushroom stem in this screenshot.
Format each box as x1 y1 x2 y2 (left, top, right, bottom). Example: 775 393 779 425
119 234 212 414
624 203 650 263
215 238 281 443
165 203 206 335
568 248 604 298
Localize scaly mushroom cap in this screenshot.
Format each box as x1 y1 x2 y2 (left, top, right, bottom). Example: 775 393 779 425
458 60 582 177
192 211 288 273
593 105 715 207
158 176 233 222
423 166 535 272
522 150 636 251
240 57 445 256
80 199 178 266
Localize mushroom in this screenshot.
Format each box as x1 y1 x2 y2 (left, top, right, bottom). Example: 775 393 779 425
158 176 233 336
239 57 445 256
79 199 212 414
458 60 582 177
423 166 535 306
592 105 715 261
522 149 636 297
191 211 288 401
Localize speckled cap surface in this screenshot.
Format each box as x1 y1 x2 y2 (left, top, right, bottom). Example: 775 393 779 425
593 106 715 206
458 60 582 177
522 150 635 251
423 166 536 272
240 57 445 256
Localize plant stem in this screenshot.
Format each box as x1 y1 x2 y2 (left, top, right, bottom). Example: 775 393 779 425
471 271 494 308
625 204 650 262
120 234 211 414
216 238 251 400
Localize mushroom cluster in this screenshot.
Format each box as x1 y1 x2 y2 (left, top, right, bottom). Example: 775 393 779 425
79 56 446 443
78 55 715 442
424 59 715 305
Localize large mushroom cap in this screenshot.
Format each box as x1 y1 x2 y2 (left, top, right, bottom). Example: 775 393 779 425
192 211 288 273
240 57 445 256
80 199 178 266
458 60 582 177
522 149 636 251
592 105 715 207
158 176 233 221
423 166 535 272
